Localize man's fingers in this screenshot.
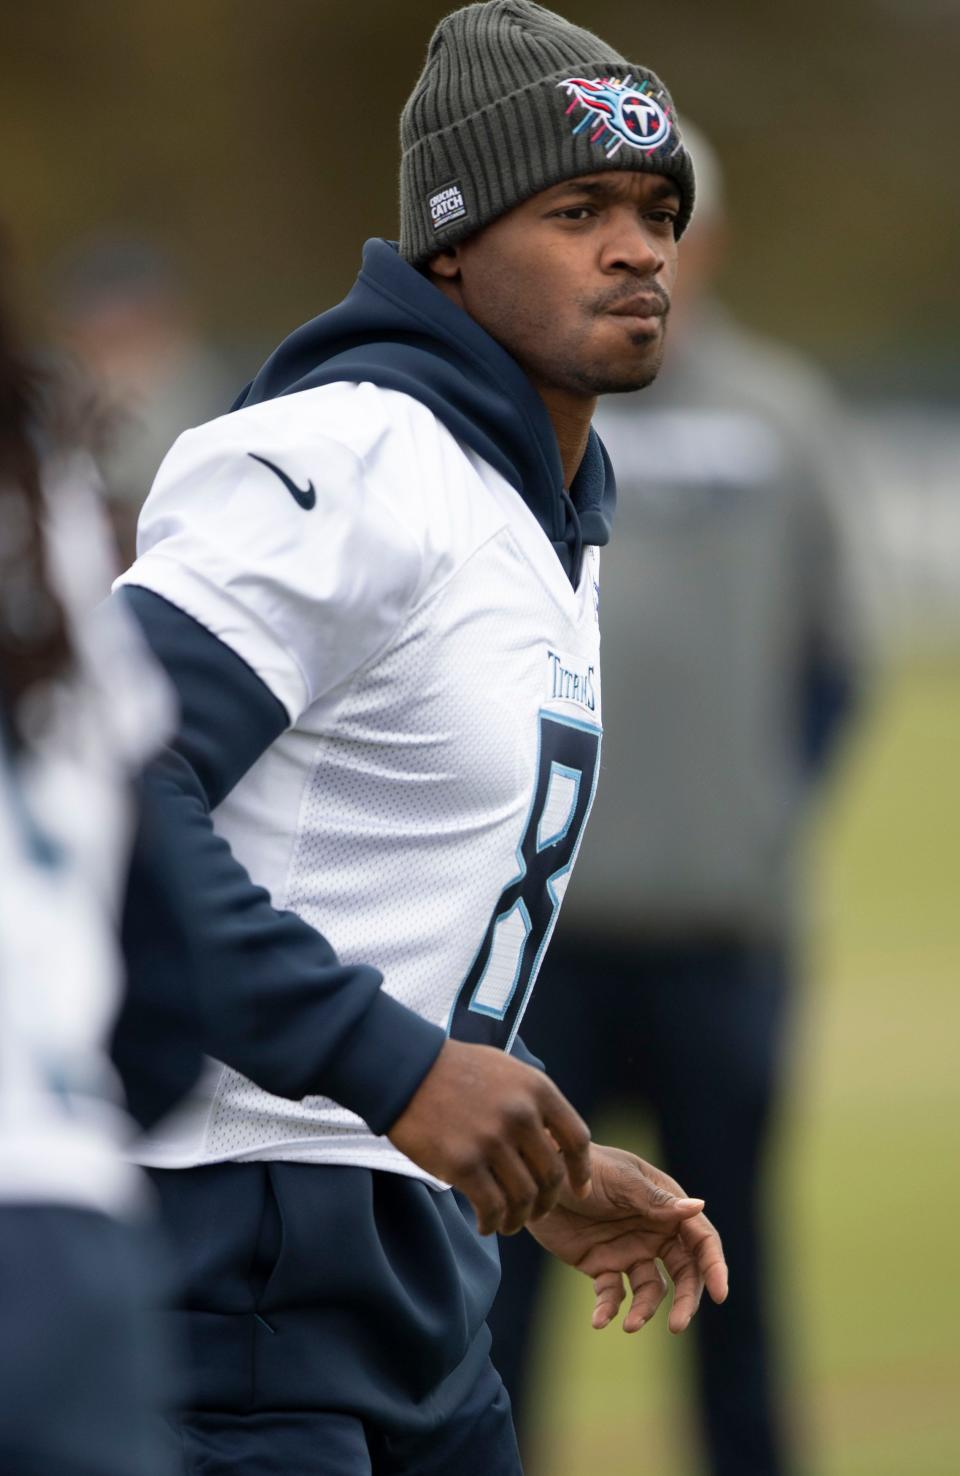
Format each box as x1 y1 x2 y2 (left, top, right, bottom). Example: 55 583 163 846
464 1167 508 1237
664 1207 727 1330
601 1157 705 1222
678 1212 729 1304
623 1260 669 1333
489 1145 541 1236
591 1270 625 1330
662 1248 705 1334
516 1132 566 1221
539 1086 592 1197
632 1181 704 1221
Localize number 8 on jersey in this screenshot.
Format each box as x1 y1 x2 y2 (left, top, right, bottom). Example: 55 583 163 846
447 710 601 1052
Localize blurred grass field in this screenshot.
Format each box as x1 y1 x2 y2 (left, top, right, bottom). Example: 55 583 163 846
525 654 960 1476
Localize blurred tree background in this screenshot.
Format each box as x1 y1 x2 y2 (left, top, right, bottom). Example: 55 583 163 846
3 4 958 1473
4 0 959 392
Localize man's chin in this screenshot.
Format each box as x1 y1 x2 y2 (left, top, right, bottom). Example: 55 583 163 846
582 364 662 396
577 344 665 397
603 369 660 394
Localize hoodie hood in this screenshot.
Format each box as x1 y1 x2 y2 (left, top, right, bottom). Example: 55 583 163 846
233 238 615 586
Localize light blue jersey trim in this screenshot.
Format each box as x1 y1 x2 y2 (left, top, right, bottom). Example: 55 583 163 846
536 761 582 852
468 898 533 1020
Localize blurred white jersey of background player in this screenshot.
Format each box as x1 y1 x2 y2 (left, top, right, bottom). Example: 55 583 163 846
0 428 177 1476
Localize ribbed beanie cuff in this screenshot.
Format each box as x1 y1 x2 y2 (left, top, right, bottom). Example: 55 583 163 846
399 0 694 265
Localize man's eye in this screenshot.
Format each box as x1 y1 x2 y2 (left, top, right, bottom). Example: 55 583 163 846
554 206 595 221
646 210 678 227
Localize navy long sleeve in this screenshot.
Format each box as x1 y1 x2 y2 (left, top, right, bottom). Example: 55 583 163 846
116 587 446 1136
112 771 205 1130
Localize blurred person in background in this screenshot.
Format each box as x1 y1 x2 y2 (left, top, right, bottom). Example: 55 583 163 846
0 233 203 1476
490 120 867 1476
55 237 234 565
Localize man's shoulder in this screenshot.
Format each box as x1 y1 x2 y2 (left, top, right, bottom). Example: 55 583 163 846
121 382 465 722
160 379 487 538
188 380 452 466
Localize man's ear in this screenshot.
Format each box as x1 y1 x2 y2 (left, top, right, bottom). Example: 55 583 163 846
426 246 461 281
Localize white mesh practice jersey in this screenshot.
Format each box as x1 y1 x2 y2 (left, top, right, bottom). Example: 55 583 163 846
118 381 602 1181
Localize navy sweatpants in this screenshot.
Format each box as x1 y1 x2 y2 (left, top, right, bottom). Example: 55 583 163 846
489 934 793 1476
150 1161 523 1475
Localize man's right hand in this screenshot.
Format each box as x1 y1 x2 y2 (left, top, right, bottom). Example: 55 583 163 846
387 1038 592 1236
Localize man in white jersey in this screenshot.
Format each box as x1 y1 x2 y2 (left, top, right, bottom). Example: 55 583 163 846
114 4 727 1471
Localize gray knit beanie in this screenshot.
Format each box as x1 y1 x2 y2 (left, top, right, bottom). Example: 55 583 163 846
399 0 694 266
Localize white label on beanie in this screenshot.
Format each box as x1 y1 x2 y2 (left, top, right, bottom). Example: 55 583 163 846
429 181 468 231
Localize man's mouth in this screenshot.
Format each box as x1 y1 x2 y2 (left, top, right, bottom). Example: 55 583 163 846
605 295 667 327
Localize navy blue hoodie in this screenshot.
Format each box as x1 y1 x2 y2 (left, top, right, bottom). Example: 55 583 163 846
115 240 615 1131
235 238 615 586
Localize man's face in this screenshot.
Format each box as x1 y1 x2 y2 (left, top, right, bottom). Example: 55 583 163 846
430 170 681 398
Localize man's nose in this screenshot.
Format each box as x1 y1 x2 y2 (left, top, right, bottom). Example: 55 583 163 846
601 219 666 277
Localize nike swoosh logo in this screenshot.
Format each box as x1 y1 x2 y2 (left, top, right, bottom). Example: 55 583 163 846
247 452 316 510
